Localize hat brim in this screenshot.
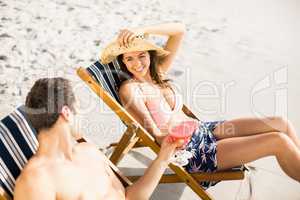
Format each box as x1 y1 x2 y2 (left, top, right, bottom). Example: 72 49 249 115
100 38 170 64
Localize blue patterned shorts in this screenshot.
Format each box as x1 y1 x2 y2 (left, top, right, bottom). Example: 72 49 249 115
184 120 225 189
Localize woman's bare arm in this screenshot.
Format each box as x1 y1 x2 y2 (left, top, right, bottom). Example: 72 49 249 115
134 22 185 73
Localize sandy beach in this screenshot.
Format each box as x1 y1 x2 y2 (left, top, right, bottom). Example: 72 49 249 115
1 0 300 199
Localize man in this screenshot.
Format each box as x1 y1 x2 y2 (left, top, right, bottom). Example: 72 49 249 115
14 77 183 200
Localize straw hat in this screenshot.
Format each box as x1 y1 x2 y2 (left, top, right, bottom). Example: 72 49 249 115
100 37 170 64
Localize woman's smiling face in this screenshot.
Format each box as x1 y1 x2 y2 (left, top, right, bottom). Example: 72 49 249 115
122 51 151 79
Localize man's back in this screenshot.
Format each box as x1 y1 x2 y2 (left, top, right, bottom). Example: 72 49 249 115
14 142 126 200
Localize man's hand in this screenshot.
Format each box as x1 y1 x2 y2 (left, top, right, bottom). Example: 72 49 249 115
125 135 185 200
157 136 185 163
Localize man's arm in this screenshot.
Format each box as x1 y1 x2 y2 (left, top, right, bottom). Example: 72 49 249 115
14 171 55 200
125 138 184 200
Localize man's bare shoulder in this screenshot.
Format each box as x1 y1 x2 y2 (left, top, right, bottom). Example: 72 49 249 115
14 156 55 199
16 156 50 185
75 142 106 159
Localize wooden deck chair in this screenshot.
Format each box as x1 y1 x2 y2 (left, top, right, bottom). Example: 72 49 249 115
0 106 132 200
77 60 249 200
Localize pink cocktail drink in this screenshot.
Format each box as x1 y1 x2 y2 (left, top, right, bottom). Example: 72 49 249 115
169 121 198 145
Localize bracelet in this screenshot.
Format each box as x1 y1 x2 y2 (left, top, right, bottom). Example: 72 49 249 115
135 32 149 39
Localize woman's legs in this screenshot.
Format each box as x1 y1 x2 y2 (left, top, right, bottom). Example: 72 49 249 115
216 131 300 181
212 116 300 149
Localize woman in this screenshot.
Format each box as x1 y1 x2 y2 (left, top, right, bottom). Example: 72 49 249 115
100 23 300 188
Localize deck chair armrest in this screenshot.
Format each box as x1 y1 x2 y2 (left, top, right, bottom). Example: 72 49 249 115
236 164 249 172
108 160 133 187
182 104 199 120
76 138 87 143
222 165 249 172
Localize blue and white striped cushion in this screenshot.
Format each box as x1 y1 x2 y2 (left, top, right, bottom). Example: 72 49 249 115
0 106 38 198
87 60 127 104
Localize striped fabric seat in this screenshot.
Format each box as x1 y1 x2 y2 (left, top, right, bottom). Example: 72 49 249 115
0 106 38 198
86 60 129 104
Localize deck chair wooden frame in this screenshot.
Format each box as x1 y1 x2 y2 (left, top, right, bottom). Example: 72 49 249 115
77 61 248 200
0 110 132 200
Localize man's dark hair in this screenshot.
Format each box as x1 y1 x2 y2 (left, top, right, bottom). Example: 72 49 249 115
25 77 76 133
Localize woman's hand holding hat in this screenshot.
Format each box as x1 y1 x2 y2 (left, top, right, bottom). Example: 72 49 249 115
117 29 148 48
117 29 136 48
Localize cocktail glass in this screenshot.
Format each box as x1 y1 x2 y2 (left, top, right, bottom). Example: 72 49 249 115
168 121 198 166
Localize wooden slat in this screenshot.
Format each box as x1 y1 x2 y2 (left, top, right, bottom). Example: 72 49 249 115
168 164 214 199
107 159 133 187
182 104 199 120
110 126 139 165
108 139 145 149
0 187 11 200
128 169 245 184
